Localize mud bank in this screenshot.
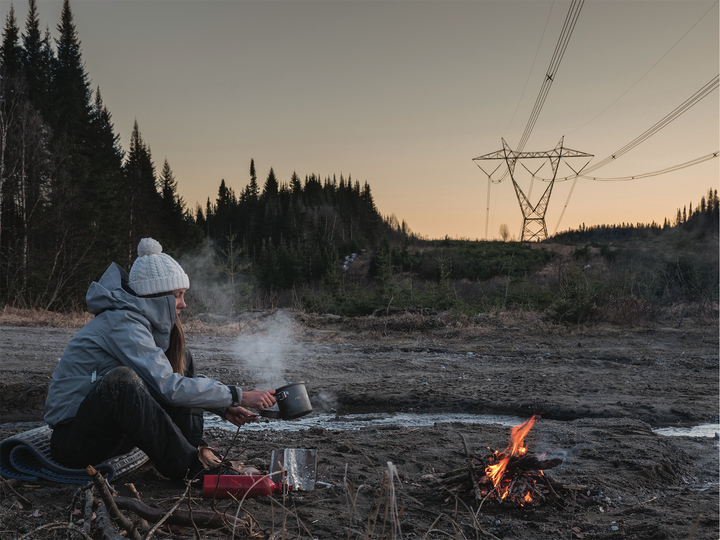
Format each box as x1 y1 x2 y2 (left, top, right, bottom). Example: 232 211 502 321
0 312 718 539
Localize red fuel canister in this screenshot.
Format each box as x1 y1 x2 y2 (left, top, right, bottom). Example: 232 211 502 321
202 475 286 499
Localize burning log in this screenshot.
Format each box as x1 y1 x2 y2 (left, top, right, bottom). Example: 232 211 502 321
435 416 566 507
477 416 564 507
488 455 563 478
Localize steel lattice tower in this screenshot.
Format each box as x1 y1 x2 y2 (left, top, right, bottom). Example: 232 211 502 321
473 137 592 242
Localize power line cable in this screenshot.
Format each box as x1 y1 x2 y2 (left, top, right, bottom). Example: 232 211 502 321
566 1 718 135
552 151 718 233
517 0 584 152
550 71 717 232
582 74 719 174
542 74 719 184
494 0 584 187
502 1 556 138
579 151 718 181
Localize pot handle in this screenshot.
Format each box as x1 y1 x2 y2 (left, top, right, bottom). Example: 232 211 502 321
260 409 282 419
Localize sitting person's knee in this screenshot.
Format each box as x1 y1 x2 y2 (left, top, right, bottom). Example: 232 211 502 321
98 366 145 392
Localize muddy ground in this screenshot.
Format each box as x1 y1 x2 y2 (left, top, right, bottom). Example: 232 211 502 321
0 310 718 539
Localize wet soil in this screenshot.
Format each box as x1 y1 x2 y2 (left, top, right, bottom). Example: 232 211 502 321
0 310 718 539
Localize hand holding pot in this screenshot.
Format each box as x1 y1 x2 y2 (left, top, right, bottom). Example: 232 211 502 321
241 389 276 410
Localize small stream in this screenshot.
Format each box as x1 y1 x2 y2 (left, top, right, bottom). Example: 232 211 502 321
652 424 720 438
204 413 720 438
204 412 525 432
3 416 718 438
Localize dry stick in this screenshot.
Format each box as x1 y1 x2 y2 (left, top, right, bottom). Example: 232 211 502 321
144 482 191 540
209 425 244 506
379 474 391 540
542 475 560 500
505 479 516 502
230 474 278 540
207 425 251 532
282 474 288 540
344 437 380 478
0 477 32 508
292 499 302 540
567 480 577 540
476 485 498 516
124 483 151 533
345 471 355 540
460 433 482 501
384 463 403 540
97 501 127 540
125 483 142 500
271 487 275 539
426 531 458 539
685 514 703 540
86 465 141 540
114 496 240 529
69 482 91 522
0 477 23 489
422 514 445 540
266 495 315 540
83 487 94 535
17 522 94 540
452 490 501 540
369 470 388 539
187 489 201 540
424 512 478 540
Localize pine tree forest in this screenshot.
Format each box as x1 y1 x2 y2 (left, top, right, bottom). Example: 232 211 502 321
0 0 392 310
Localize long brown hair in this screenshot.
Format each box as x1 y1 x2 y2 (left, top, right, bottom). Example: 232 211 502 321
166 318 187 375
141 292 186 375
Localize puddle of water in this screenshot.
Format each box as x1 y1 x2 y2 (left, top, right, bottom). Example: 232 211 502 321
652 424 720 439
204 412 525 432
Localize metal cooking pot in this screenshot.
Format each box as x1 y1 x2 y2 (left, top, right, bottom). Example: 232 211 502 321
260 382 312 420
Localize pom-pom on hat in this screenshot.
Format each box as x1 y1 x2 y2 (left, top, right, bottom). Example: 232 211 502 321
128 238 189 296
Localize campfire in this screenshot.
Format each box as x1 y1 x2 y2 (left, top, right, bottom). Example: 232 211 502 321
476 415 562 506
431 415 567 507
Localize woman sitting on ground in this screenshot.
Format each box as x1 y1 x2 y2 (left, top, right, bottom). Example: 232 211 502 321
45 238 275 480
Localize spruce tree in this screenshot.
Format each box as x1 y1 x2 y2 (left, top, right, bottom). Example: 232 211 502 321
157 158 200 251
21 0 51 117
0 5 22 76
123 120 161 264
53 0 92 141
290 171 302 198
247 159 259 204
262 167 279 200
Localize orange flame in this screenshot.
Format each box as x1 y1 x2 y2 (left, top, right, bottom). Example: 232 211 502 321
484 415 538 487
524 492 533 503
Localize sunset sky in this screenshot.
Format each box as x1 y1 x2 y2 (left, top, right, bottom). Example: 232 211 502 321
5 0 718 240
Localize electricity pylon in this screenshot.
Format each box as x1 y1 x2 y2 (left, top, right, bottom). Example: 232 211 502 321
473 137 592 242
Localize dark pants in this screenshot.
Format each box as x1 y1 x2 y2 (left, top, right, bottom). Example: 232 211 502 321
50 366 203 480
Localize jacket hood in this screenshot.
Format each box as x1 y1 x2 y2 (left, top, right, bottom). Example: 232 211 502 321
86 262 176 350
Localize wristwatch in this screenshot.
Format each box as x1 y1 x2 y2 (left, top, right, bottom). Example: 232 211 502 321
229 386 240 408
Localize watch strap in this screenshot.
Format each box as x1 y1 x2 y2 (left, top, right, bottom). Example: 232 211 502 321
229 385 240 407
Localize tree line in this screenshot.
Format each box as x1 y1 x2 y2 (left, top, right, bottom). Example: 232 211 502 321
198 162 384 292
551 188 719 244
0 0 396 310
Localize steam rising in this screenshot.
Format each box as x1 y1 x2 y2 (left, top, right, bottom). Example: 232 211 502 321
234 310 301 390
314 390 338 413
178 242 251 315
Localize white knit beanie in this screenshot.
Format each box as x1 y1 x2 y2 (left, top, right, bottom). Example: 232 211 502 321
128 238 189 296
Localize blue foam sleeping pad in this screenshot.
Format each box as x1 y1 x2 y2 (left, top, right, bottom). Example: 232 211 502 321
0 425 148 484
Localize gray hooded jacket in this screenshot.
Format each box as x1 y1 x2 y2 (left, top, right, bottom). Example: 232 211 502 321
44 263 240 428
